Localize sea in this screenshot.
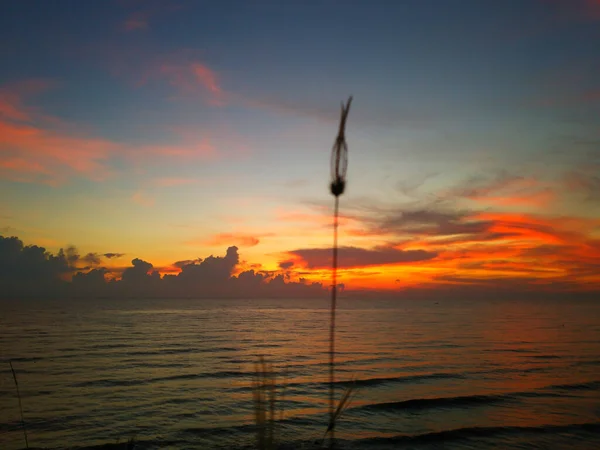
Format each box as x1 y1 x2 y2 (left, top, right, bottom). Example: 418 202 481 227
1 297 599 449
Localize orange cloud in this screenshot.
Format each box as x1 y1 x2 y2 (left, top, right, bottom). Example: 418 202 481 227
280 202 600 292
448 173 557 209
153 177 199 187
197 233 262 248
478 190 555 207
131 191 155 207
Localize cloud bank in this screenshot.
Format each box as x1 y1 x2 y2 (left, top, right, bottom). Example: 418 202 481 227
0 236 323 300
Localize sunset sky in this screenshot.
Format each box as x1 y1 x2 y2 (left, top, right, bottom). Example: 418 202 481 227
1 0 599 295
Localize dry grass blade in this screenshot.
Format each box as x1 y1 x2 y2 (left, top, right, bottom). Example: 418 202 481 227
278 365 287 424
9 361 29 449
329 383 356 431
126 435 136 449
253 356 278 450
323 381 358 444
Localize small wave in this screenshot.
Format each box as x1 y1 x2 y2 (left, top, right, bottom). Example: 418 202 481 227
70 370 253 388
352 393 509 413
571 360 600 368
253 343 281 348
0 414 84 433
182 422 256 437
2 356 44 363
357 422 600 445
547 380 600 391
83 343 133 351
477 366 548 375
123 346 238 357
229 371 464 393
484 348 535 354
351 389 568 414
75 437 188 450
336 372 464 388
181 414 321 438
116 361 192 369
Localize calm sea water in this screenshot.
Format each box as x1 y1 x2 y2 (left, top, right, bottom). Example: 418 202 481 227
1 297 599 449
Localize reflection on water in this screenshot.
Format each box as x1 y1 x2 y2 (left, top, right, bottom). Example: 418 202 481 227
1 297 599 449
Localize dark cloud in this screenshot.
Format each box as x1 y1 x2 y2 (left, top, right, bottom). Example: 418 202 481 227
122 258 155 282
103 252 125 259
59 245 80 267
289 245 437 269
395 172 438 198
365 208 493 237
278 260 294 270
175 247 239 284
564 169 600 202
72 268 109 296
161 247 324 298
445 170 526 199
0 236 69 297
172 258 202 269
82 252 102 266
519 245 563 258
0 236 325 299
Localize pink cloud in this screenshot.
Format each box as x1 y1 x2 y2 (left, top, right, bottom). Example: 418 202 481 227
0 119 116 184
142 60 226 105
191 63 221 95
584 0 600 17
0 158 52 175
138 138 216 159
120 1 186 32
0 80 220 184
123 16 148 31
0 79 55 123
0 95 31 122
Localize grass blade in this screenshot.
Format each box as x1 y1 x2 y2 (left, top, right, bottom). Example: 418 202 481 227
9 361 29 449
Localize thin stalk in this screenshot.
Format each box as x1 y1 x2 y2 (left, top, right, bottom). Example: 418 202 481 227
9 361 29 449
328 96 351 449
329 195 340 449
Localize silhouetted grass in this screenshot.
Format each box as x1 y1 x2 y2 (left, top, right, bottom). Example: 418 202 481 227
9 361 29 449
251 96 355 450
252 356 279 450
327 96 353 449
250 356 356 450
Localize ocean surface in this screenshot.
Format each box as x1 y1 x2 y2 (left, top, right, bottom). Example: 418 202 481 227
1 297 599 449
